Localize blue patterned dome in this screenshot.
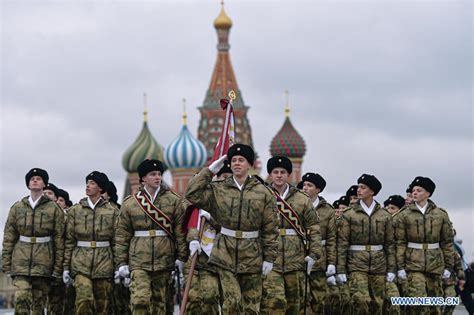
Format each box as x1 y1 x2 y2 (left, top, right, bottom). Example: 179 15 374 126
164 123 207 169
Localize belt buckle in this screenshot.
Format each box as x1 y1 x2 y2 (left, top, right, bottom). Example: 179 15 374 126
365 245 371 251
30 237 36 244
149 230 156 237
235 230 243 239
91 241 96 248
422 243 428 250
280 229 286 236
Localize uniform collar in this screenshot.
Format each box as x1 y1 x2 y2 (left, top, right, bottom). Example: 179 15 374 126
28 195 42 209
144 186 160 203
360 199 376 216
87 196 102 210
312 196 320 208
415 202 428 214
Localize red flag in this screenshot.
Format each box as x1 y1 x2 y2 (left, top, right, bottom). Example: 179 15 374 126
211 98 235 163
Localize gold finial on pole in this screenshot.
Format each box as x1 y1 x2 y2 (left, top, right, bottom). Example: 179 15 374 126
228 90 236 101
143 93 148 122
182 98 187 125
284 90 290 117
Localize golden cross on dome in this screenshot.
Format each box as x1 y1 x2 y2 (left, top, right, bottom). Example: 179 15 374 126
182 98 187 125
143 93 148 122
284 90 290 117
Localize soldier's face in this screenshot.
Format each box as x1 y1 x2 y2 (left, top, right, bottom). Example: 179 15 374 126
56 197 67 209
357 184 374 200
142 171 162 189
44 190 57 202
86 180 102 197
405 192 414 205
231 156 250 177
386 204 400 214
269 168 289 187
412 186 430 203
349 195 359 204
302 181 320 199
28 176 45 191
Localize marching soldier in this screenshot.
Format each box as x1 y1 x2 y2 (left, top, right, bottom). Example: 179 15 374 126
63 171 119 314
2 168 65 315
396 176 454 315
185 144 279 314
337 174 396 315
346 185 359 205
183 162 231 315
382 195 406 315
115 159 187 315
442 248 465 315
301 172 336 314
260 158 321 315
57 188 72 212
44 182 60 202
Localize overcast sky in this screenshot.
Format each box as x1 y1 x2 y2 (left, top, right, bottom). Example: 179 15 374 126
1 0 473 260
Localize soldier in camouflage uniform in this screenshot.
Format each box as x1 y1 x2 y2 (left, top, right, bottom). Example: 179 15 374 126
183 162 231 315
2 168 65 315
442 249 464 315
395 176 454 315
115 159 187 315
301 172 336 314
63 171 119 314
260 158 322 315
44 182 60 202
337 174 396 315
185 144 279 315
382 195 406 315
346 185 359 205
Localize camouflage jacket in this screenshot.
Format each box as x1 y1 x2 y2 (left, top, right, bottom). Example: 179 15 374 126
2 196 65 277
185 168 279 274
63 197 119 279
395 200 454 275
314 196 336 271
271 185 321 273
114 186 187 272
337 201 395 275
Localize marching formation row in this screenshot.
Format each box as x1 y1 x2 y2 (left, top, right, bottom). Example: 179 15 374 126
2 143 467 315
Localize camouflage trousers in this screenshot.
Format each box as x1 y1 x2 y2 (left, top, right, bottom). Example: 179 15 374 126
349 272 385 315
47 278 65 315
12 275 50 315
112 282 131 315
186 269 220 315
74 274 113 315
382 280 400 315
406 272 442 315
64 284 76 314
308 271 328 314
442 283 456 315
261 270 305 315
325 282 349 315
130 269 173 315
217 268 262 315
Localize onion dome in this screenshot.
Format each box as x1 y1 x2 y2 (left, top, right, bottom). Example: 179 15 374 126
164 100 207 169
270 92 306 158
122 104 165 173
214 2 232 30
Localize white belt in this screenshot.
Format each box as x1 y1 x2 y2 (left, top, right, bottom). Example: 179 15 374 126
279 229 297 236
349 245 383 251
19 235 51 244
77 241 110 248
221 227 259 239
321 239 326 246
407 242 440 250
134 230 168 237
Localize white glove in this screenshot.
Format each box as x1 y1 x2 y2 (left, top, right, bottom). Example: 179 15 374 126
175 259 184 275
123 277 131 288
327 275 337 286
189 240 201 256
262 261 273 276
119 265 130 278
397 269 407 280
304 256 315 275
200 210 211 221
442 269 451 279
209 155 227 174
114 271 121 284
326 264 336 277
336 273 347 284
387 272 396 283
62 270 73 286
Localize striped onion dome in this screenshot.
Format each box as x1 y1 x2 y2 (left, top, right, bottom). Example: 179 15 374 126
164 110 207 169
270 107 306 158
122 116 165 173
